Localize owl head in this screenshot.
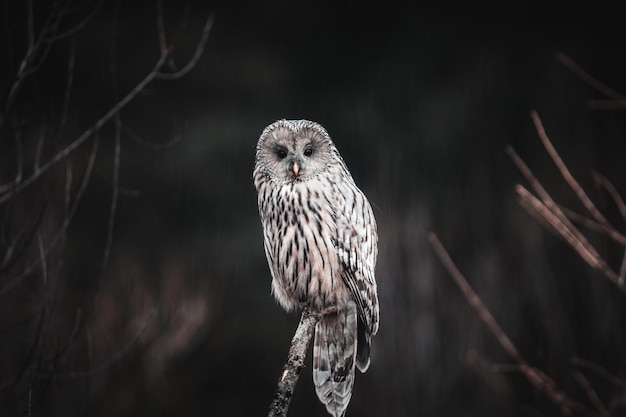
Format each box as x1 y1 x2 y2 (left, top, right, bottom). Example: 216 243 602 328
255 119 340 184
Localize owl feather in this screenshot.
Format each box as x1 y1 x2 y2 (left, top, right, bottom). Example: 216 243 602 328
253 119 379 417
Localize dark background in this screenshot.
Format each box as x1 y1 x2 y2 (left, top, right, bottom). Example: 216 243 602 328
1 1 625 416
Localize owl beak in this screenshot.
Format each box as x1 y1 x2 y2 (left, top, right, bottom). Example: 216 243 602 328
292 160 300 176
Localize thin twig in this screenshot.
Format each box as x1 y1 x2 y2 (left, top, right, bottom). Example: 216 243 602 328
591 171 626 225
101 9 122 271
64 159 73 218
573 370 609 416
155 13 214 80
0 12 214 205
54 309 83 372
52 309 158 380
64 136 99 230
530 110 611 228
2 0 57 120
428 233 523 362
515 185 605 271
34 126 45 173
572 357 626 388
508 141 624 291
0 137 98 296
556 52 626 105
506 144 589 246
156 0 168 55
428 232 591 416
268 308 320 417
515 185 623 289
58 37 76 131
558 205 626 246
101 117 121 270
619 246 626 286
0 131 25 194
0 197 47 272
0 52 166 205
44 0 103 43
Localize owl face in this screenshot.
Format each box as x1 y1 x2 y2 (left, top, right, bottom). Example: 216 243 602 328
255 120 335 184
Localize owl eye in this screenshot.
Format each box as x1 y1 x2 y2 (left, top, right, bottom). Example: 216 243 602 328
303 148 313 157
276 149 287 159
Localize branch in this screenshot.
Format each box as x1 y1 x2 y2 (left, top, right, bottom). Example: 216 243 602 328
556 52 626 109
155 13 214 80
0 11 214 205
573 370 609 417
268 308 320 417
571 357 626 388
529 110 610 228
427 233 524 363
507 112 626 293
557 205 625 246
49 308 158 380
591 171 626 224
428 232 590 416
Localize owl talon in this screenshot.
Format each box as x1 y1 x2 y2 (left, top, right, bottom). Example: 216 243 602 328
319 305 339 316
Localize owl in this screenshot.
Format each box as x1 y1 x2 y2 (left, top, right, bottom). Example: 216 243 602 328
253 119 379 417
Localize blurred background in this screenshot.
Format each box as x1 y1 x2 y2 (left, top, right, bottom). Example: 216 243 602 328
1 1 625 416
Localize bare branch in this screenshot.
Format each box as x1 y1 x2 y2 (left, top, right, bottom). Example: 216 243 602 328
155 13 214 80
617 247 626 286
556 52 626 105
505 145 590 251
515 185 605 271
2 0 56 119
268 308 320 417
156 0 168 55
34 126 45 173
530 110 610 227
59 37 76 131
427 233 523 362
428 232 591 416
0 197 47 272
64 159 73 217
573 370 609 417
101 118 121 271
591 171 626 225
64 135 100 230
572 357 626 388
0 11 214 205
0 136 98 296
53 309 158 380
557 205 626 246
0 59 163 205
508 112 626 292
14 131 24 187
52 309 83 373
515 185 623 289
44 0 103 44
0 131 25 194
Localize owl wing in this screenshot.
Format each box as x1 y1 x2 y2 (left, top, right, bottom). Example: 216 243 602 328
333 178 379 339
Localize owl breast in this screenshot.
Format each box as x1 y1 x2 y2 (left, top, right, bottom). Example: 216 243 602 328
257 176 351 312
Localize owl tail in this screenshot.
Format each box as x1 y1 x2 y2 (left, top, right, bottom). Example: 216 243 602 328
312 301 358 417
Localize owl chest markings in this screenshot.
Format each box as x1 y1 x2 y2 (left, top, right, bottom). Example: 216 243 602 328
266 179 346 309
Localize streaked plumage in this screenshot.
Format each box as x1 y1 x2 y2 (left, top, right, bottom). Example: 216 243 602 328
253 119 379 417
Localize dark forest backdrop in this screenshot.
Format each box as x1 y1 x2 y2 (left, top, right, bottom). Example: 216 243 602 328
1 1 625 416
